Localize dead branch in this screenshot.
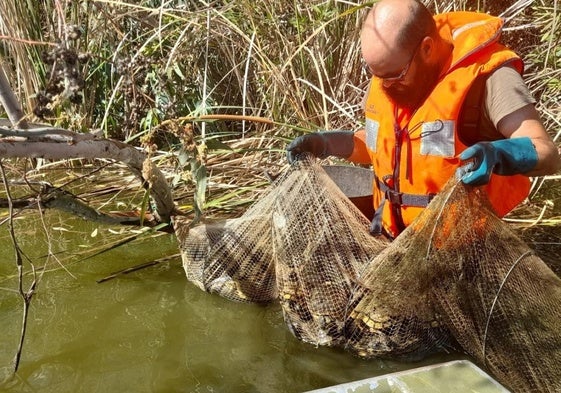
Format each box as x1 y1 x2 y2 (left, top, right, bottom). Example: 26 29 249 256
0 62 27 128
0 131 176 223
42 187 156 226
0 178 154 226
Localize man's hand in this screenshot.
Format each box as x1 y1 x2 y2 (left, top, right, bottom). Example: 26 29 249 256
286 133 329 163
286 131 354 164
458 137 538 186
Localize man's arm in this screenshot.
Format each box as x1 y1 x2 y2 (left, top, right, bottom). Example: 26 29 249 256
485 66 560 176
460 67 560 186
496 103 560 176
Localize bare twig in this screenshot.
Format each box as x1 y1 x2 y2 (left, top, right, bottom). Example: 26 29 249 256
0 160 36 373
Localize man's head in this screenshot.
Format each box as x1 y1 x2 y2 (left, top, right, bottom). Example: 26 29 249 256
361 0 444 109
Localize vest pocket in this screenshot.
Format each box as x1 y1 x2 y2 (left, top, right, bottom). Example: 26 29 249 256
420 120 455 157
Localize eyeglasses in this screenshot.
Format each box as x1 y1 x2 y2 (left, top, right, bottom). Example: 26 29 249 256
365 38 423 83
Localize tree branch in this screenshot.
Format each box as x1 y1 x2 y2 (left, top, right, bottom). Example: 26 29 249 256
0 62 28 128
0 135 176 223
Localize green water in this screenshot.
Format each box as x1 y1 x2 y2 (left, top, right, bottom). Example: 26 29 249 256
0 211 457 393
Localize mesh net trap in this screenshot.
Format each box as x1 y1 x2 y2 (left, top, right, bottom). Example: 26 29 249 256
174 156 561 393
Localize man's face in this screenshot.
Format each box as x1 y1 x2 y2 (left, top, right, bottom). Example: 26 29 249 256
380 49 440 109
360 6 441 111
362 39 439 109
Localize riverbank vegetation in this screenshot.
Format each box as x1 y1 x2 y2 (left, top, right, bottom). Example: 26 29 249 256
0 0 559 221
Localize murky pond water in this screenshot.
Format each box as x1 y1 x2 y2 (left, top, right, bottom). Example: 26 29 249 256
2 173 561 393
0 210 463 393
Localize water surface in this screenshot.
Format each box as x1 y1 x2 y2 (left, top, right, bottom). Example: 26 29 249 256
2 193 560 393
0 210 458 393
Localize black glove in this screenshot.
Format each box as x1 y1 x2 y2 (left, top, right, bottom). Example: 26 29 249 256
286 130 355 163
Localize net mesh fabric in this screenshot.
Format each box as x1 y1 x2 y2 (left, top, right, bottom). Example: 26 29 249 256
419 181 561 392
174 210 277 304
270 161 387 346
175 156 561 393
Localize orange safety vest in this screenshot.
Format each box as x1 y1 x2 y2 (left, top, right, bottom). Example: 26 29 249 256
348 12 530 239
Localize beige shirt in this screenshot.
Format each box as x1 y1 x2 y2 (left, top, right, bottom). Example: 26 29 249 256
479 65 536 140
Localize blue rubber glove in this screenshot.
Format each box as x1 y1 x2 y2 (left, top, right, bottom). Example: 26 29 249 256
458 137 538 186
286 130 354 164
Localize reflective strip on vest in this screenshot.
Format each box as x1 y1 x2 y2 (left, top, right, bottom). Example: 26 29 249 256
365 119 379 153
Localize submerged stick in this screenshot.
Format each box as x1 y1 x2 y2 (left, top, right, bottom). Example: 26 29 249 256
96 253 180 283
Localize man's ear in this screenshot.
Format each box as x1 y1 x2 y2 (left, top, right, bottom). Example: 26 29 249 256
420 36 433 60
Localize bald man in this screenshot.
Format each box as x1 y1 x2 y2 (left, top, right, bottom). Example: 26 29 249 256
287 0 559 239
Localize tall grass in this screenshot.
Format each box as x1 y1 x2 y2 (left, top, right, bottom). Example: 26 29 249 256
0 0 559 218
